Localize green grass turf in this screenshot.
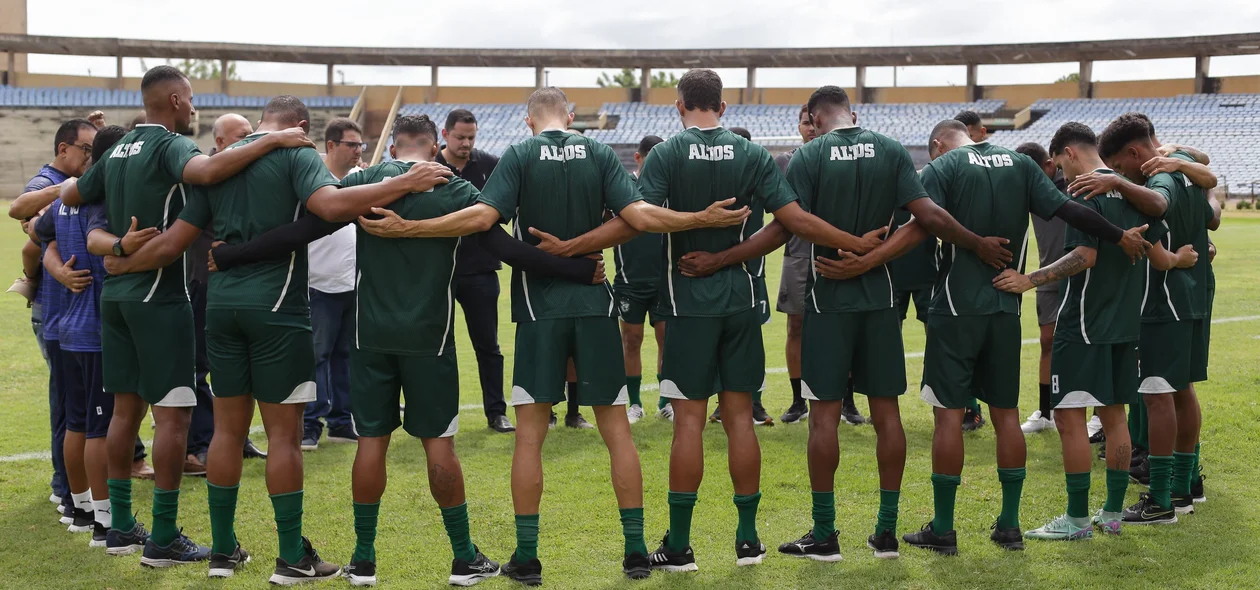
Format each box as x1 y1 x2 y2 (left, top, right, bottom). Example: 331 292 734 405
1 211 1258 589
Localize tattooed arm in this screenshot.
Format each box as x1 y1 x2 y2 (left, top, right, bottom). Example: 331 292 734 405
992 246 1096 294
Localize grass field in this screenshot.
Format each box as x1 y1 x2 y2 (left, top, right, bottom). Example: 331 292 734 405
1 212 1258 590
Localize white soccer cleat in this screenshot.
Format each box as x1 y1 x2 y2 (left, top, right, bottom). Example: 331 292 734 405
627 404 646 424
1021 410 1055 434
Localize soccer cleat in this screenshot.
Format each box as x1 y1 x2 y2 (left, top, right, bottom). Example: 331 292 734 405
622 552 651 580
751 402 774 426
657 404 674 422
1129 447 1149 468
1172 494 1196 515
268 537 341 585
1191 470 1207 504
1024 515 1092 541
648 532 698 572
548 412 558 429
841 397 866 425
1093 509 1123 535
735 539 767 566
627 404 646 424
208 544 251 578
780 400 809 424
709 406 722 423
67 507 95 533
501 553 543 586
105 520 149 556
1122 493 1178 525
1020 410 1055 434
1086 415 1104 439
1129 456 1151 486
141 530 211 567
990 522 1026 550
903 522 958 556
300 436 319 451
343 559 376 587
326 426 359 443
778 530 842 562
867 530 899 559
1089 429 1107 446
961 407 986 432
449 547 499 586
564 413 594 429
90 522 110 548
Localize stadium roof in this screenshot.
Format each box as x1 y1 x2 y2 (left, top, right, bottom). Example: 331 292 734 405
2 33 1260 69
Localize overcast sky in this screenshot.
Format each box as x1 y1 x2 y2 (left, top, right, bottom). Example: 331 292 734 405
25 0 1260 88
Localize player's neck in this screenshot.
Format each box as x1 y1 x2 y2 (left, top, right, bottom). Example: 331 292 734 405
144 110 177 131
254 121 289 134
1081 155 1108 172
814 113 856 135
441 146 468 169
682 112 721 130
531 117 569 135
394 149 430 163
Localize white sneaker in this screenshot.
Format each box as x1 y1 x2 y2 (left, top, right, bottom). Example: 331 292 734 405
627 404 645 424
657 404 674 422
1021 410 1055 434
1086 415 1103 438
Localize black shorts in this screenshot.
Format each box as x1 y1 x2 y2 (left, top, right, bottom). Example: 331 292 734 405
60 350 111 439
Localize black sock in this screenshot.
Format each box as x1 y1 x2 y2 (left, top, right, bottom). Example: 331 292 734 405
790 378 803 403
566 381 580 418
1038 383 1052 418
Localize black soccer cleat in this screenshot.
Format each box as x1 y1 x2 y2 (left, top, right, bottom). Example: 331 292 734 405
735 539 767 566
450 547 500 587
343 559 376 587
105 519 149 556
867 530 900 559
778 530 842 562
648 532 698 573
501 553 543 586
780 400 809 424
622 552 651 580
1122 493 1178 525
1172 494 1196 515
1130 456 1151 486
67 507 94 533
841 397 867 425
141 530 211 568
90 521 109 548
268 537 341 585
961 407 985 432
1191 470 1207 504
1088 429 1106 445
990 522 1025 551
208 543 251 578
903 522 958 556
1130 447 1149 468
751 402 775 426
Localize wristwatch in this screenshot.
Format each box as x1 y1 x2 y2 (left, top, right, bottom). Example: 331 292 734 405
113 238 126 257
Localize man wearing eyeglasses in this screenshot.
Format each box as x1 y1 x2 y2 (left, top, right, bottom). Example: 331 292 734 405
302 117 366 450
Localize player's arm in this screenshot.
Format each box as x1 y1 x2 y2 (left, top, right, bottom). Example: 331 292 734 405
85 216 160 257
1207 194 1222 231
812 219 930 281
529 216 641 257
306 161 453 223
1052 200 1149 262
181 128 315 185
210 215 346 272
98 220 202 275
1067 171 1168 217
992 246 1096 294
21 238 42 280
1141 156 1217 190
477 225 604 284
1159 143 1209 165
615 199 750 234
358 202 499 239
1147 241 1197 271
771 202 885 254
9 179 67 220
677 221 791 278
904 197 1011 267
43 241 92 294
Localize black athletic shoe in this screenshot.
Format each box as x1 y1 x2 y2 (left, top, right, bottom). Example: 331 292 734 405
141 530 211 567
961 407 985 432
1122 493 1178 525
90 521 109 548
208 544 251 578
1172 494 1196 515
709 407 722 423
243 438 268 459
548 412 558 429
990 522 1025 551
780 400 809 424
778 530 842 562
105 519 149 556
269 537 341 585
67 507 95 533
903 522 958 556
841 397 867 425
564 413 594 429
1191 470 1206 503
1130 447 1149 468
735 539 767 566
343 559 376 587
450 547 500 586
326 426 359 443
489 414 516 433
867 530 899 559
622 552 651 580
1088 429 1106 445
1097 446 1107 460
752 402 774 426
501 553 543 586
1130 456 1151 486
648 532 698 572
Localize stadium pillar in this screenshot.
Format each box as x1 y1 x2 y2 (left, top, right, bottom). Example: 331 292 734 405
1078 61 1093 98
536 65 545 89
115 55 122 90
640 67 651 102
965 63 978 102
225 60 232 94
746 66 758 105
1195 55 1212 94
429 66 439 103
326 63 334 96
855 65 866 104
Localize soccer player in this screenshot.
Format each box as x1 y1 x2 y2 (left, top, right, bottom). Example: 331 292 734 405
1098 113 1220 524
994 122 1180 540
954 110 987 143
893 119 1151 555
59 66 317 565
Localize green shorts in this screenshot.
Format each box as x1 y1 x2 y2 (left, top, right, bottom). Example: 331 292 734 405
206 309 315 404
753 276 771 324
100 299 196 407
660 307 764 400
1201 285 1214 380
511 316 627 407
920 313 1022 410
802 309 906 400
351 348 459 438
1138 320 1205 394
1050 339 1139 408
895 289 931 324
616 288 663 326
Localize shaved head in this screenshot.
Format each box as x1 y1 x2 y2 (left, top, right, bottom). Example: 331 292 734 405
527 87 570 120
140 65 195 133
212 113 253 152
928 119 971 160
262 95 310 131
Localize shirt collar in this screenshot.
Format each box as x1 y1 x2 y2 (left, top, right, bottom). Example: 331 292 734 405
686 125 723 131
134 123 168 131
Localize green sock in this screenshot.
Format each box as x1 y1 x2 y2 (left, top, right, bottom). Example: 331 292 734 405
353 502 379 563
626 376 643 407
1172 451 1196 497
667 491 697 552
107 479 135 533
441 503 476 562
1148 455 1174 509
619 507 648 556
207 483 239 555
811 491 835 541
931 473 961 535
997 467 1026 529
1065 472 1091 519
733 492 761 544
270 491 305 564
514 514 540 562
966 398 981 413
1103 469 1130 513
876 489 899 536
150 487 181 547
1191 442 1201 481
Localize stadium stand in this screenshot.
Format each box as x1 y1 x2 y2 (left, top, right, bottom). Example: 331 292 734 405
0 85 355 109
396 102 533 157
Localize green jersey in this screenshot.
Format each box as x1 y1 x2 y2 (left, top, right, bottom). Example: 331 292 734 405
76 124 202 303
613 173 663 297
1141 155 1214 322
787 127 928 312
479 130 641 322
1056 170 1167 344
919 142 1069 316
888 208 939 291
638 126 798 318
179 133 339 313
347 161 481 355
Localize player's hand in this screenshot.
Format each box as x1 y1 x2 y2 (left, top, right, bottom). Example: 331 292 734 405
51 254 92 293
1118 224 1151 263
119 216 160 254
992 268 1034 294
208 240 224 272
852 226 888 255
1208 241 1217 263
102 254 132 276
527 227 573 257
87 111 106 129
678 251 728 278
585 254 606 284
1068 172 1122 200
397 161 453 193
358 207 412 238
55 177 75 196
814 251 867 281
695 198 751 228
975 236 1013 269
269 127 316 150
1141 156 1183 178
1156 144 1178 157
1174 244 1199 268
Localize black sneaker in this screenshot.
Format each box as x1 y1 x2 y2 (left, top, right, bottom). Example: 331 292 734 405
752 403 775 426
1191 470 1206 504
778 530 842 562
141 530 211 567
990 522 1025 551
709 406 722 423
867 530 899 559
841 397 867 425
648 532 698 572
903 522 958 556
1122 493 1178 525
622 552 651 580
208 544 251 578
67 507 94 533
343 559 376 587
269 537 341 585
1097 446 1107 460
548 412 558 429
1130 456 1151 486
501 553 543 586
106 519 149 556
961 407 985 432
1172 494 1196 515
90 521 109 548
300 436 319 452
564 413 594 429
450 547 500 586
780 400 809 424
1088 429 1106 445
326 426 359 443
735 539 767 566
1130 447 1149 468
